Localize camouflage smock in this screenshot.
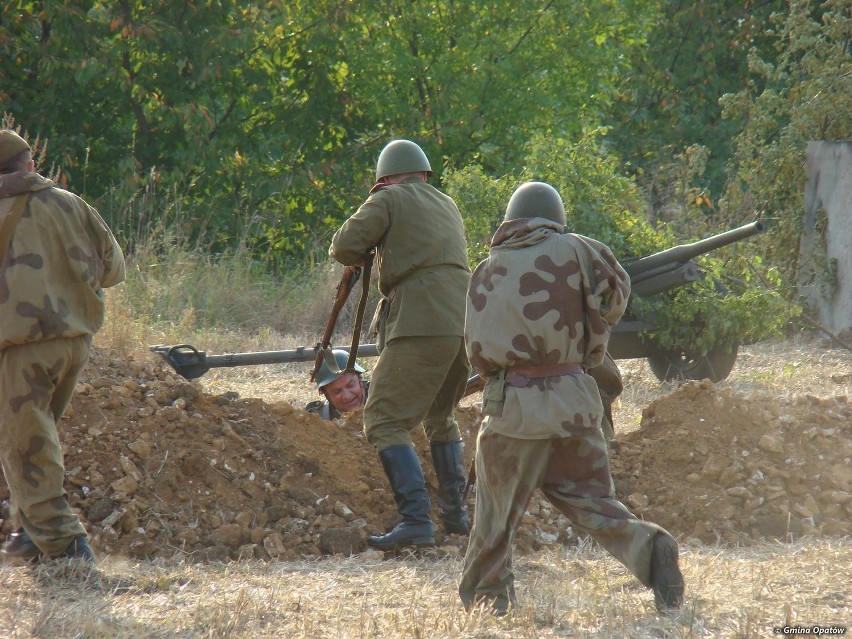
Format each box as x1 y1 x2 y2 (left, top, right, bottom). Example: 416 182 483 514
0 172 125 350
329 179 469 340
465 217 630 439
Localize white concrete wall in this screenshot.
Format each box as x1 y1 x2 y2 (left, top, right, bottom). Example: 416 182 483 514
800 141 852 337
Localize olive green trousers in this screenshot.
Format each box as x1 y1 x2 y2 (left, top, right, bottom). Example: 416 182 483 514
364 335 469 450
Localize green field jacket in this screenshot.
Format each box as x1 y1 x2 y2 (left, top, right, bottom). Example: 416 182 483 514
330 179 469 341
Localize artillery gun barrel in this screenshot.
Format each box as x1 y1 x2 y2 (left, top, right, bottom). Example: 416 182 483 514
150 343 380 380
630 263 701 297
204 344 380 368
624 220 764 279
629 260 700 286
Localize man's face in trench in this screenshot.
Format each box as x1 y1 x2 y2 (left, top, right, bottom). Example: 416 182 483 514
323 373 365 413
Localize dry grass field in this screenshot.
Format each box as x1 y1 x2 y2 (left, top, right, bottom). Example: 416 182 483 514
1 333 850 639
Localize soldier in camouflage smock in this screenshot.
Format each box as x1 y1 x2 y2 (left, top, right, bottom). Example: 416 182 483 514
459 182 684 615
0 130 125 564
330 139 471 550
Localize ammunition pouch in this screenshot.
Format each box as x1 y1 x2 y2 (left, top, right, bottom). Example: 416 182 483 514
586 353 623 402
481 372 506 418
586 352 622 440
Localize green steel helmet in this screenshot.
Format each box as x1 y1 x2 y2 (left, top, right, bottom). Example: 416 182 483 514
316 349 365 390
375 139 432 181
504 181 566 226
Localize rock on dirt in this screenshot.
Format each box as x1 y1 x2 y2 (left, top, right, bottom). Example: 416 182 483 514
1 348 849 562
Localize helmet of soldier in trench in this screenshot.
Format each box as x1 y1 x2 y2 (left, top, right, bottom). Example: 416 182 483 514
375 139 432 181
504 181 566 226
316 349 366 391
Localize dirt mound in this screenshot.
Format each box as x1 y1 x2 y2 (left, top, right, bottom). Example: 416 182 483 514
609 379 852 544
1 348 849 562
0 348 483 562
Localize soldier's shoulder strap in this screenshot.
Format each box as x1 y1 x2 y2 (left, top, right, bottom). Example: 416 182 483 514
0 193 30 265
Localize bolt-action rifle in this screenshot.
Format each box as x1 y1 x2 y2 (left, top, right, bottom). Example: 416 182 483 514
311 264 364 383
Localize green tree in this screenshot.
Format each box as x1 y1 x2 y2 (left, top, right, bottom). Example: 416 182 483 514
1 1 657 267
719 0 852 292
1 1 372 260
337 0 653 176
606 0 785 208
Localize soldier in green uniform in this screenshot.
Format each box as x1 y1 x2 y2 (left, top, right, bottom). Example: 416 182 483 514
459 182 684 615
305 349 369 420
329 139 471 549
0 130 126 564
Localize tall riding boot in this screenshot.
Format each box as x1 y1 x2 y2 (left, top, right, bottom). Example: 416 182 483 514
367 445 435 551
430 440 470 535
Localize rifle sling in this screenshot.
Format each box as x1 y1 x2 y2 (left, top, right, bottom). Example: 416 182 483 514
0 193 30 265
345 255 372 372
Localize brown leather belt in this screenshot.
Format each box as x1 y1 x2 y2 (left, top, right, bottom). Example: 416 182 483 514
505 362 584 388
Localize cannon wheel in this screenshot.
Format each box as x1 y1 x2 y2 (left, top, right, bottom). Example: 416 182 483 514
646 340 739 383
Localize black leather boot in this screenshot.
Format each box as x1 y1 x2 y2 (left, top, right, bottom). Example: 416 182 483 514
430 440 470 535
0 528 43 562
367 445 435 551
58 535 96 564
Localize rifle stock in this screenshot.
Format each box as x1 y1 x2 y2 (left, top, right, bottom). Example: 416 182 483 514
460 373 486 501
311 265 362 382
463 373 485 397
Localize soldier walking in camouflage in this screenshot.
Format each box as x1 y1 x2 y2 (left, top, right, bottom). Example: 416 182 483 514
459 182 684 615
330 139 471 549
0 130 125 564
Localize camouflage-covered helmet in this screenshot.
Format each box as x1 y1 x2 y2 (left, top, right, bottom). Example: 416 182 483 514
316 349 366 390
504 181 566 226
375 139 432 181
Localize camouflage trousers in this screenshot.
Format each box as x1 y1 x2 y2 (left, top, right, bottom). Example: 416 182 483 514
0 336 90 555
364 335 469 451
459 423 674 612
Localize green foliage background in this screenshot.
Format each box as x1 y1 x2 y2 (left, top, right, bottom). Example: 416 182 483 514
1 0 649 263
1 0 849 350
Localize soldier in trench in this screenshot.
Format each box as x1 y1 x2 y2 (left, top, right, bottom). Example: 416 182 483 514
305 349 369 420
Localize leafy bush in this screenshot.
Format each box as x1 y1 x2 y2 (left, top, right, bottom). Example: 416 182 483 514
719 0 852 294
445 129 791 354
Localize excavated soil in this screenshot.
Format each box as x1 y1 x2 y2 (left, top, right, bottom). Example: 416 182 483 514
609 379 851 544
0 342 850 562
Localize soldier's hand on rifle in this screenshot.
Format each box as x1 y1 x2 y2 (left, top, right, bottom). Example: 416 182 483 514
353 250 375 268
